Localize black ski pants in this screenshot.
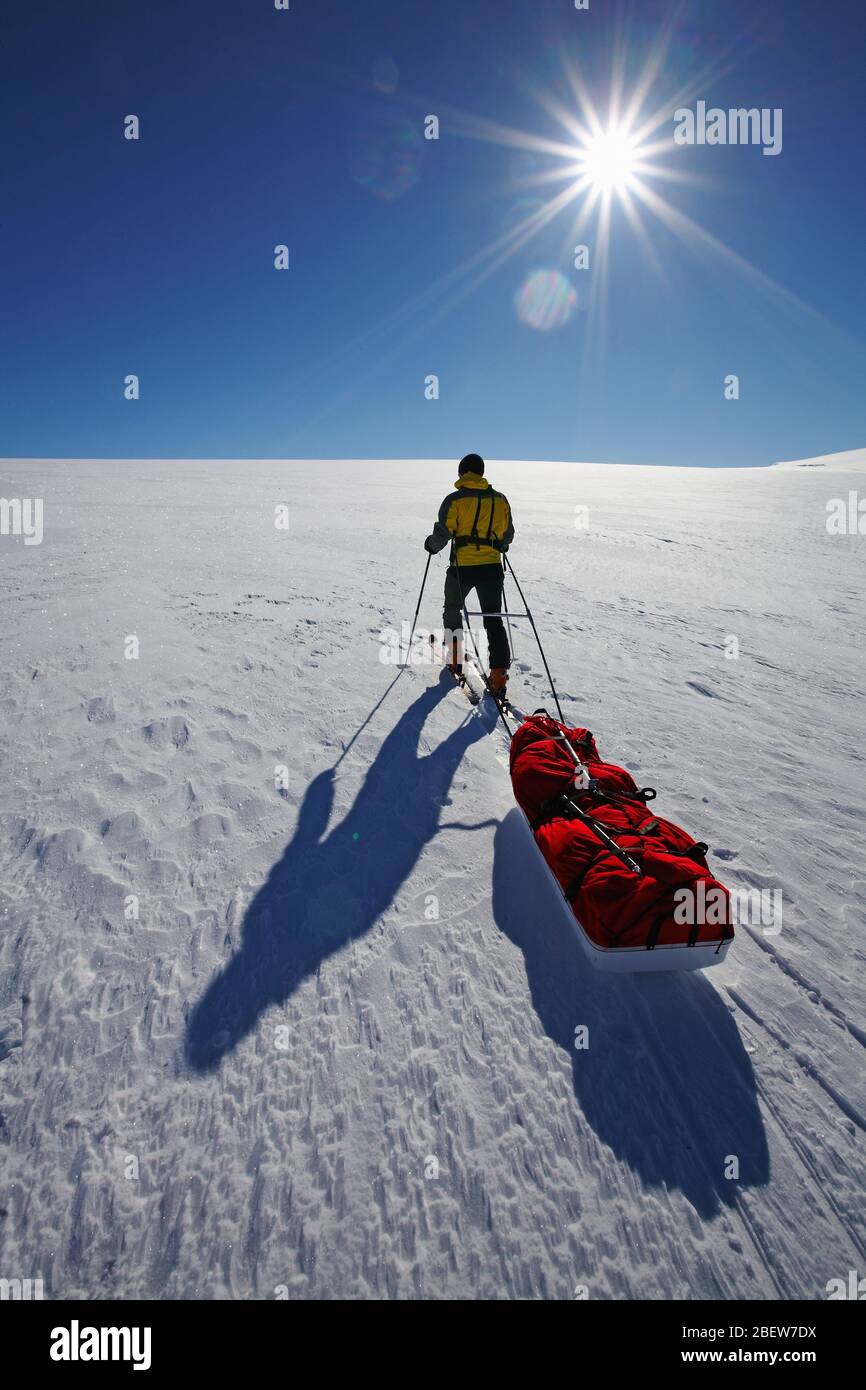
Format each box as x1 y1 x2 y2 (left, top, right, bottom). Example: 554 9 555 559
443 562 510 669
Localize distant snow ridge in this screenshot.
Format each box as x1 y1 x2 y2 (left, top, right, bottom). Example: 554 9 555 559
773 448 866 471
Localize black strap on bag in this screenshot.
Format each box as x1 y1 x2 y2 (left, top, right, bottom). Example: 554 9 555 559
645 917 664 950
532 784 656 831
529 792 571 831
637 819 660 836
563 869 587 903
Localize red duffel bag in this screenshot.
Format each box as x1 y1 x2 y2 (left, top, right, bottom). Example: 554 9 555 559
510 714 734 952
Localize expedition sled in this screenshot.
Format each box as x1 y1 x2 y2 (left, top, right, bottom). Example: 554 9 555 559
510 714 734 974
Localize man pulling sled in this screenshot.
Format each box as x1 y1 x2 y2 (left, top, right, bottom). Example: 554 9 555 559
424 453 514 695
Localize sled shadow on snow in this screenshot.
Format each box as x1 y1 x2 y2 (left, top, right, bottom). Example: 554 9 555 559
492 809 770 1218
186 674 498 1073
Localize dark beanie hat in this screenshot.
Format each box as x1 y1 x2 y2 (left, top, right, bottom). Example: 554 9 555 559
458 453 484 475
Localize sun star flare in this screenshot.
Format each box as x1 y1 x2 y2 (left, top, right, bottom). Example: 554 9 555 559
578 125 640 193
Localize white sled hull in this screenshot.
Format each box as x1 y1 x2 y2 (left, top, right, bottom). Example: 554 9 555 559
518 811 732 975
572 929 732 974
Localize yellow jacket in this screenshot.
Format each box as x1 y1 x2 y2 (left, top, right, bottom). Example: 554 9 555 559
425 472 514 567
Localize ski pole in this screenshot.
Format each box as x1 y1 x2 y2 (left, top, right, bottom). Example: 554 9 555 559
406 553 432 665
502 571 516 662
504 557 565 723
528 713 642 874
531 714 600 797
559 793 643 875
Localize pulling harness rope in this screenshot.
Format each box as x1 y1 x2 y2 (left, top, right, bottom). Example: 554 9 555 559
446 555 644 878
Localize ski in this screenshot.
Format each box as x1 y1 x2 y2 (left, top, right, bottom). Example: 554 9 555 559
423 634 524 724
427 634 483 704
470 667 526 724
453 643 526 725
499 697 525 725
483 683 525 722
451 667 483 705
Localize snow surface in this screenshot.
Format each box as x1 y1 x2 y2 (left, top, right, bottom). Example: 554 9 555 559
0 457 864 1300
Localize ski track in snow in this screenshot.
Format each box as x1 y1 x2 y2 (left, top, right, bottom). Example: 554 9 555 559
0 458 863 1300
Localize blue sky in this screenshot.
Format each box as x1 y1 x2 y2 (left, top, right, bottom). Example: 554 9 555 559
2 0 864 466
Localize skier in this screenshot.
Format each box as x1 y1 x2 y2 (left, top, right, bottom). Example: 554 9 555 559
424 453 514 694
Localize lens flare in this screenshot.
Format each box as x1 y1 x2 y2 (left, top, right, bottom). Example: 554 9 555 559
348 114 424 201
371 56 399 94
515 269 578 331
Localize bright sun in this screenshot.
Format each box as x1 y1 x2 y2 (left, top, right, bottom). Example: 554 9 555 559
579 126 639 192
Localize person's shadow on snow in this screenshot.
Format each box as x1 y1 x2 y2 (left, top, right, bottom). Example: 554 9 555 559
492 809 770 1219
186 675 496 1073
